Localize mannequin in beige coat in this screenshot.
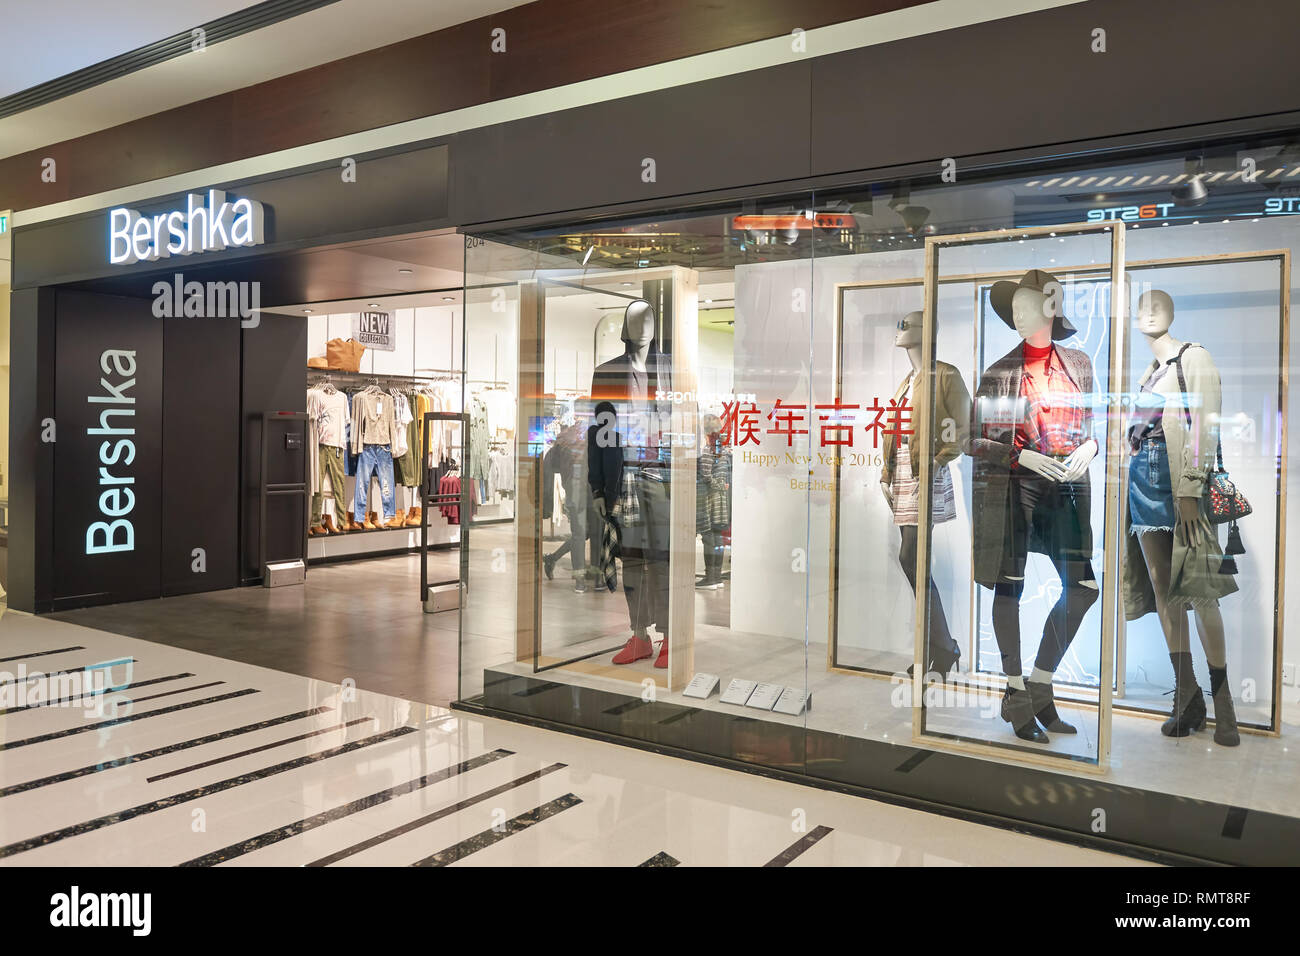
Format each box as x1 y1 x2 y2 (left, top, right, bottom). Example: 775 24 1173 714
1124 290 1239 746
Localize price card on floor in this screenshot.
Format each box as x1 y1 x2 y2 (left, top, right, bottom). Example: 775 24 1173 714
719 678 758 706
745 682 784 711
682 673 721 699
773 688 812 715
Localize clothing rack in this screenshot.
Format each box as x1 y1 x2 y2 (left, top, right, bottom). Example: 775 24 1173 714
310 370 458 386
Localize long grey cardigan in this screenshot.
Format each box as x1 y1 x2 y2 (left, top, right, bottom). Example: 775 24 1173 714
967 342 1096 587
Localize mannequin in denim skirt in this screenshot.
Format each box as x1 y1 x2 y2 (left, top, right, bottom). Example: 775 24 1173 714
1125 290 1239 746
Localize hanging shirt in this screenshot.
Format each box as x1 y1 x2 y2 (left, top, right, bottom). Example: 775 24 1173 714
308 388 348 449
351 389 398 453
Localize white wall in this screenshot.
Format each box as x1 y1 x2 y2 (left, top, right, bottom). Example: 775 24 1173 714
729 217 1300 714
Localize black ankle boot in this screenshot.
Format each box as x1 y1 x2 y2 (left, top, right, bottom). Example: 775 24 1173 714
1162 651 1207 737
1027 679 1077 734
1208 666 1240 747
1001 686 1048 742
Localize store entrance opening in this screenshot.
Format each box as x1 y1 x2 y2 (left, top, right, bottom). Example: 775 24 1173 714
44 227 498 707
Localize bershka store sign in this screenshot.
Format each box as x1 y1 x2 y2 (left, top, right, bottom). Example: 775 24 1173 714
54 293 163 606
109 189 265 266
353 311 395 351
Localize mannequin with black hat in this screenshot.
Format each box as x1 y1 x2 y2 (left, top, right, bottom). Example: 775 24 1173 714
588 300 675 668
879 311 970 679
968 270 1100 743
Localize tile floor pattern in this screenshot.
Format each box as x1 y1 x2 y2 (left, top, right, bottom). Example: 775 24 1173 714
0 611 1146 867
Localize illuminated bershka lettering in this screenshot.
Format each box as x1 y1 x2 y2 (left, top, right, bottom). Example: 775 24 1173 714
85 349 138 555
108 190 265 265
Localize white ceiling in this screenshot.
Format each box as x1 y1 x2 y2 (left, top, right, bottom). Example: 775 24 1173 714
0 0 265 98
0 0 528 159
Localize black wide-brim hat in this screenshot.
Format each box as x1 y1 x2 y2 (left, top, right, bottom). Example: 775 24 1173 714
990 269 1077 341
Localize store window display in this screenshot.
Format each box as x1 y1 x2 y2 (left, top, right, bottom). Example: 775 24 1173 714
1123 289 1240 745
971 269 1100 741
460 137 1300 864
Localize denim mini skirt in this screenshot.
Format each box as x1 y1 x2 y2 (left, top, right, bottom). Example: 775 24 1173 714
1128 437 1177 534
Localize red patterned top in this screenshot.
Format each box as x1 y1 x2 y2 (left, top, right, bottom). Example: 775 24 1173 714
1015 342 1086 460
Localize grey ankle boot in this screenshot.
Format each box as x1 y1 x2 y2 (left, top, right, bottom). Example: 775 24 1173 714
1208 666 1241 747
1161 651 1206 737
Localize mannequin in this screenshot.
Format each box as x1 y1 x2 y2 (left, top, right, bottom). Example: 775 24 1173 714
1123 290 1239 745
696 414 730 590
589 300 674 668
969 270 1099 743
879 311 970 679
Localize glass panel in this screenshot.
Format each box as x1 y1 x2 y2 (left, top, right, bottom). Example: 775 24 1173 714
917 223 1121 766
460 196 818 774
1116 234 1289 747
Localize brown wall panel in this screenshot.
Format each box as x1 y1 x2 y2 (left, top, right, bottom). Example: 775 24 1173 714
0 0 920 213
810 0 1300 178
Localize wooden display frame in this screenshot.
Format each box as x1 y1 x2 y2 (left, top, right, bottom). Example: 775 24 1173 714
826 243 1290 741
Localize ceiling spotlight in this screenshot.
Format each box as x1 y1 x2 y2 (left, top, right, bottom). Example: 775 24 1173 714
302 309 313 313
398 268 413 275
367 302 380 308
442 296 455 302
1172 175 1209 206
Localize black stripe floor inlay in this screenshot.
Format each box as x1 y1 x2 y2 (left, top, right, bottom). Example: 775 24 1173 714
412 793 583 867
1222 806 1249 840
308 761 564 867
639 851 680 867
0 646 86 665
182 749 520 866
147 716 375 783
0 707 333 798
0 725 419 860
763 825 834 866
0 658 136 688
0 672 193 715
0 688 260 752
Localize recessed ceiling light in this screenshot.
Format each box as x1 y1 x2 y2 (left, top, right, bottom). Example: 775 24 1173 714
621 282 633 286
442 296 454 302
398 268 413 275
367 302 380 307
302 309 313 313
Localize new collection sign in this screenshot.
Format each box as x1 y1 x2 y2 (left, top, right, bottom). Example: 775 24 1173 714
353 311 395 351
108 189 265 266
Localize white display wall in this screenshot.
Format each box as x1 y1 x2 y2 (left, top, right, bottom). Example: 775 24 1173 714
730 218 1300 720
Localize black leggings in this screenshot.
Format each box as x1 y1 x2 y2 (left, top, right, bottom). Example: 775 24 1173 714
898 525 959 661
992 475 1099 677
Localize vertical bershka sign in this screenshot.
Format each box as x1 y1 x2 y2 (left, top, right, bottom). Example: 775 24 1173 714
54 292 163 607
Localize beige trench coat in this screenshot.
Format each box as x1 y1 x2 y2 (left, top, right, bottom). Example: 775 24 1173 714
1122 343 1239 618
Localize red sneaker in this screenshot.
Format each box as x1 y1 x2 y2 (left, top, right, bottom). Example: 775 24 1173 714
612 636 654 665
654 637 669 669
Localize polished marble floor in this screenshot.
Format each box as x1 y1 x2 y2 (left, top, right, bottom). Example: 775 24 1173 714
0 610 1141 867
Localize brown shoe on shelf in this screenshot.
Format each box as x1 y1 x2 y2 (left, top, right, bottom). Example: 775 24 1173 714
368 510 379 528
308 525 326 536
405 506 422 527
362 513 378 530
384 515 407 529
344 515 364 532
321 514 340 534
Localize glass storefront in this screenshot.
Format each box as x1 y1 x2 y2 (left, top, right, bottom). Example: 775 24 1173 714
456 134 1300 862
1 208 10 612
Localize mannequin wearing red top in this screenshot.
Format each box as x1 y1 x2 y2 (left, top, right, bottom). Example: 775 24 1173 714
969 270 1099 744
